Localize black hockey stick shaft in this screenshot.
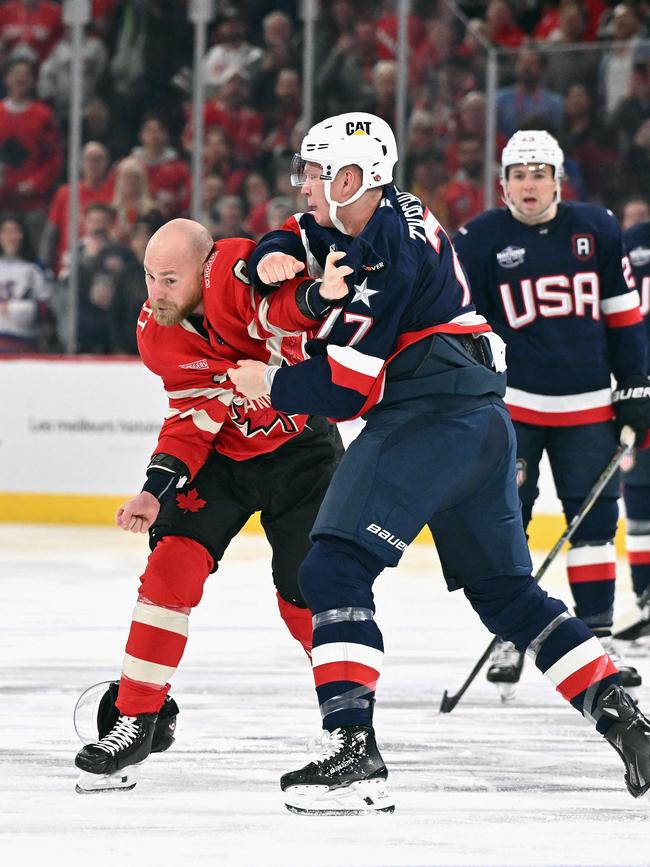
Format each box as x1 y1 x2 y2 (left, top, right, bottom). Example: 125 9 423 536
438 426 635 714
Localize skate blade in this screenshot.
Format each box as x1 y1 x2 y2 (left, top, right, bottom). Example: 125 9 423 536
75 765 141 794
496 682 518 703
283 778 395 815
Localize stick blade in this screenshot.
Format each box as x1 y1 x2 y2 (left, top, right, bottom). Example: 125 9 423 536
439 689 459 714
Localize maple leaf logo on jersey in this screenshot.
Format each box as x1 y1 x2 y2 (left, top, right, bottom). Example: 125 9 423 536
176 489 207 513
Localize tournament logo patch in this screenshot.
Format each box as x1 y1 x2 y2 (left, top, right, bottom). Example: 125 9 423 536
629 245 650 268
516 458 527 488
179 359 209 370
571 233 594 260
496 245 526 269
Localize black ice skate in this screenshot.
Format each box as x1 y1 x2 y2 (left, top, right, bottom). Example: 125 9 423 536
75 712 157 793
599 685 650 800
613 589 650 643
280 725 395 815
595 631 642 691
486 640 525 702
96 682 178 754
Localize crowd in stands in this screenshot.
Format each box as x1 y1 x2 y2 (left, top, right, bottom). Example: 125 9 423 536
0 0 649 354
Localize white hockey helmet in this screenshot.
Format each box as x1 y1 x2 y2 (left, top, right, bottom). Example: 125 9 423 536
290 112 398 231
500 129 564 217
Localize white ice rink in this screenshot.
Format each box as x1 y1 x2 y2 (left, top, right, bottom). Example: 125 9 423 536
2 523 650 867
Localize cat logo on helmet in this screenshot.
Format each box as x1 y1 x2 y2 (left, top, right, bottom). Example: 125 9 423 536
289 112 398 232
346 120 372 135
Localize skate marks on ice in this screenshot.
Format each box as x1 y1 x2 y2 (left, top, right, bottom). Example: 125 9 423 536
2 525 650 867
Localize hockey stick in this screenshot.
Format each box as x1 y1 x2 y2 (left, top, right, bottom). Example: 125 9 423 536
439 425 636 714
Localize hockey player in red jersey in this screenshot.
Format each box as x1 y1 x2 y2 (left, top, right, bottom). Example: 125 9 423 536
74 219 347 793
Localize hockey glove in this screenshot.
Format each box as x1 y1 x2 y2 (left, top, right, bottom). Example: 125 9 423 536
612 375 650 449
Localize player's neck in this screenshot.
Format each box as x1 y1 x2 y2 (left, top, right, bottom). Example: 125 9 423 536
337 194 382 236
514 201 559 226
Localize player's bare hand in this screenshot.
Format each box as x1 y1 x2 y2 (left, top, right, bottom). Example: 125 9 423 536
116 491 160 534
257 252 305 284
227 359 269 399
319 250 354 301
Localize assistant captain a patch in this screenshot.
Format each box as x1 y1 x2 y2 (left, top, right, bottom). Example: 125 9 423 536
571 233 594 260
496 245 526 269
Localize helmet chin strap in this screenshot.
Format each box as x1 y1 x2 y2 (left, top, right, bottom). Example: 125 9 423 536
323 178 367 234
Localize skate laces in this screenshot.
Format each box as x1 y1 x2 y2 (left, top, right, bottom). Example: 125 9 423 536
491 640 520 666
306 729 345 764
94 716 140 755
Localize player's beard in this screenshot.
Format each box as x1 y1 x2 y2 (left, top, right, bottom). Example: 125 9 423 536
151 288 202 326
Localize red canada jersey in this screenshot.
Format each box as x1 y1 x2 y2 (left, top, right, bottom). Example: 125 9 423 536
137 237 318 479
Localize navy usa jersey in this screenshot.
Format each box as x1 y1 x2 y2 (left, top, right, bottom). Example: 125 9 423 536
249 185 490 421
454 202 646 426
624 220 650 345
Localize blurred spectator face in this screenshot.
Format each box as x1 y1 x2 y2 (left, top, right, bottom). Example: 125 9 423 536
354 21 376 55
82 143 109 185
412 155 448 191
244 173 270 207
219 72 248 108
408 112 437 155
130 223 153 263
459 92 486 135
457 139 483 179
372 62 396 104
559 4 587 42
0 219 23 257
217 196 245 231
89 275 115 310
140 118 169 153
4 62 34 101
486 0 514 32
515 52 545 90
84 206 113 241
275 69 301 105
117 160 147 199
83 99 111 140
622 198 650 229
266 197 294 230
332 0 355 31
564 83 591 118
504 164 556 221
202 175 224 210
613 4 640 41
216 14 246 46
203 129 230 166
263 11 292 47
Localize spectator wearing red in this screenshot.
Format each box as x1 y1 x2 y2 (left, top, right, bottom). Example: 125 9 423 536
432 135 486 235
0 0 62 68
131 114 190 220
261 68 302 159
201 128 248 196
375 0 426 61
185 66 263 164
485 0 525 49
0 59 62 248
40 141 114 278
243 172 271 239
534 0 606 42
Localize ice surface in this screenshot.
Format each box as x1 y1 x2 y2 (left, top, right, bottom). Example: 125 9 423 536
1 524 649 867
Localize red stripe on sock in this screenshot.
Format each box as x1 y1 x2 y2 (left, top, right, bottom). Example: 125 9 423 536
567 563 616 584
116 673 170 716
556 654 618 700
125 621 187 668
312 660 379 689
629 551 650 565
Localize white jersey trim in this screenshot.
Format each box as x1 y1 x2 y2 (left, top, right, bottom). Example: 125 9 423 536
601 290 641 314
505 386 612 412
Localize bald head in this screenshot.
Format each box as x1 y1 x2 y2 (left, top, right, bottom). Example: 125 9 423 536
147 218 213 264
144 219 214 326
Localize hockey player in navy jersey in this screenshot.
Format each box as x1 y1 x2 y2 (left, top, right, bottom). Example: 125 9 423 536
616 219 650 642
454 130 650 699
229 113 650 814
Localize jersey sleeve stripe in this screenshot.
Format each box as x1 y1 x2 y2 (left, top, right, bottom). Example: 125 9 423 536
600 289 641 314
165 406 225 434
604 308 643 328
326 345 384 395
505 386 612 413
